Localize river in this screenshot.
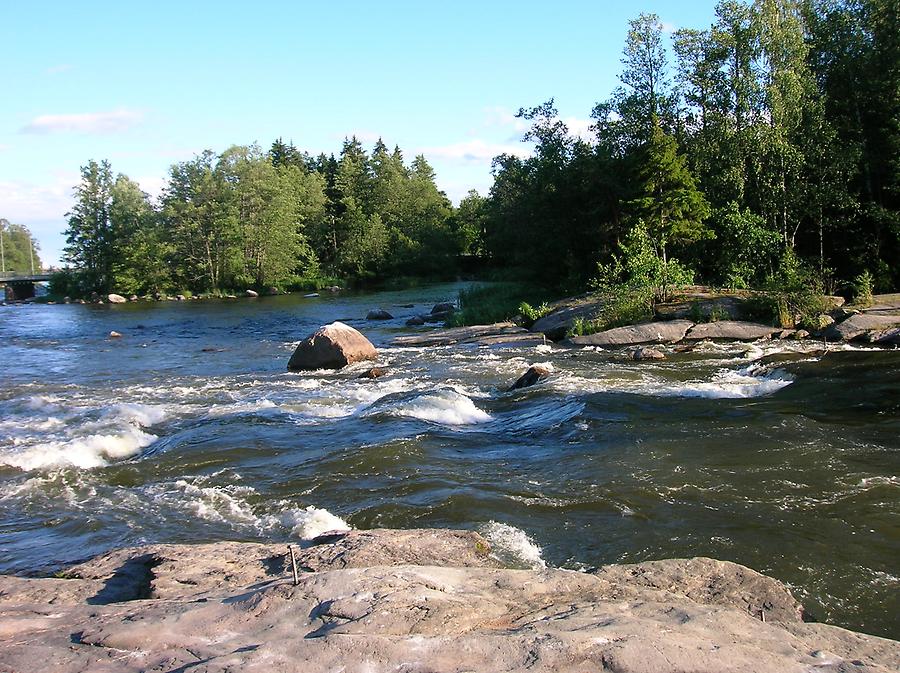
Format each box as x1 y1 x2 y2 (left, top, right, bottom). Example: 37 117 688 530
0 283 897 638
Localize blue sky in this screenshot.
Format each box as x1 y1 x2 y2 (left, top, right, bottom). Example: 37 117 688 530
1 1 719 265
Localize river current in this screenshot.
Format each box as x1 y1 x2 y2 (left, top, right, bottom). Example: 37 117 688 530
0 283 897 638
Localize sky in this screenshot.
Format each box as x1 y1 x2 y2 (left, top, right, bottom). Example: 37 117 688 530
1 0 720 266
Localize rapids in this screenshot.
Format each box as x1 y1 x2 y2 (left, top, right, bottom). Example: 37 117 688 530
0 283 897 638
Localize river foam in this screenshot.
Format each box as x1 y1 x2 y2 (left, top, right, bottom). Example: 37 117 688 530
0 402 166 471
480 521 546 570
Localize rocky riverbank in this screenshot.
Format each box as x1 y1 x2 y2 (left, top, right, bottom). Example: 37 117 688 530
389 290 900 349
0 528 897 672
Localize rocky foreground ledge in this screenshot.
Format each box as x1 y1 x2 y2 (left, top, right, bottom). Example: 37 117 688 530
0 529 897 672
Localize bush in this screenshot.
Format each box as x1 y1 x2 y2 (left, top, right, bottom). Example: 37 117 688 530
447 283 553 327
577 222 694 335
48 269 88 299
851 270 874 307
753 250 830 328
517 301 553 327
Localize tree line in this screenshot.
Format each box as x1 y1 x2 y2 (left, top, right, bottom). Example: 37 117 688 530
56 0 897 300
58 138 466 297
468 0 898 295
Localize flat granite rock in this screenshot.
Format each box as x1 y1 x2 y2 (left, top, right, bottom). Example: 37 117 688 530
392 322 547 348
1 557 897 673
568 320 694 347
530 294 607 341
685 320 782 341
825 312 900 342
55 529 500 602
595 556 804 623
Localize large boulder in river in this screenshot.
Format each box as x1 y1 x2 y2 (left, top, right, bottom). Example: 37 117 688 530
508 364 553 391
288 322 377 371
569 320 694 347
107 293 127 304
632 346 666 361
431 302 456 315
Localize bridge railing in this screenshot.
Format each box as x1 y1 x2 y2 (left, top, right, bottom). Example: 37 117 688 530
0 269 54 280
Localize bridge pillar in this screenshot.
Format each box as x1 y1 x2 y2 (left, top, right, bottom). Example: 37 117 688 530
4 281 35 302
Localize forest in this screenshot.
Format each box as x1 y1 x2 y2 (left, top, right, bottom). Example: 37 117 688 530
52 139 460 297
46 0 900 302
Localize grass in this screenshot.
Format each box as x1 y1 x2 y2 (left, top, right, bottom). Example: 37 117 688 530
446 283 555 327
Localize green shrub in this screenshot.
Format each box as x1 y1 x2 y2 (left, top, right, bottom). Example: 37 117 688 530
48 269 88 299
754 250 830 328
851 270 874 307
576 222 693 336
447 283 552 327
518 301 553 327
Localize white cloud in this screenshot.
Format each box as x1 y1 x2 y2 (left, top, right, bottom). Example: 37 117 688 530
418 139 532 165
562 116 595 142
661 21 678 34
0 172 77 222
0 174 78 266
46 64 74 75
20 108 143 135
134 175 167 201
482 106 593 143
483 106 530 135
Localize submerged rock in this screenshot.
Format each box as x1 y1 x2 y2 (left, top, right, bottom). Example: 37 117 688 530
366 309 393 320
405 315 426 326
431 302 456 315
358 366 387 379
632 346 666 360
287 322 377 371
508 364 552 391
108 331 122 338
0 530 897 673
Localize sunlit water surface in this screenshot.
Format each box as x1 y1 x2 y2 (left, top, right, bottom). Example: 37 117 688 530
0 284 897 638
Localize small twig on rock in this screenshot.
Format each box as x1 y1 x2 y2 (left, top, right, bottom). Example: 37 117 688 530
288 544 299 586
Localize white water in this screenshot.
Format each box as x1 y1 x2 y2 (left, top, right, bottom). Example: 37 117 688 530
0 403 166 470
371 388 492 426
480 521 547 570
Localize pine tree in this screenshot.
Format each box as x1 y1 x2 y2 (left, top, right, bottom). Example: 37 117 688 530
630 122 712 266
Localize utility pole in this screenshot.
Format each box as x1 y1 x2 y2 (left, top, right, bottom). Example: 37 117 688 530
0 222 5 273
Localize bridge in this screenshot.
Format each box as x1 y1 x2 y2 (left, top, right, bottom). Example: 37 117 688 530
1 270 53 301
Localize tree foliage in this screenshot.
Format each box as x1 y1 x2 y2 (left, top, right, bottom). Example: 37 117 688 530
481 0 899 294
60 137 461 296
0 219 42 273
